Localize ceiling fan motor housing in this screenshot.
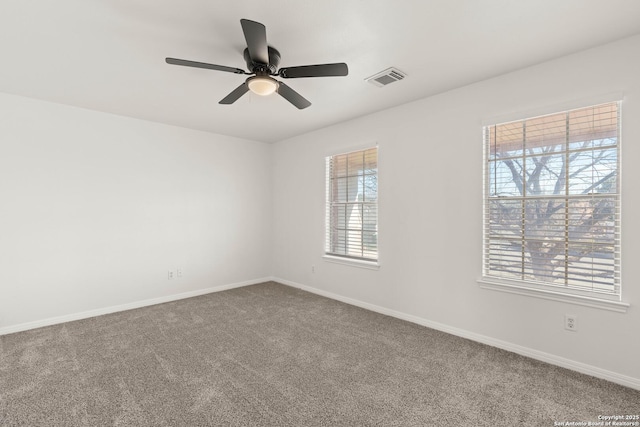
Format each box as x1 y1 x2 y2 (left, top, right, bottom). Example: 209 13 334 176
244 46 280 74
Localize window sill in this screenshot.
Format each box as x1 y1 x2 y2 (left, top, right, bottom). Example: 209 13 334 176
323 255 380 270
477 277 629 313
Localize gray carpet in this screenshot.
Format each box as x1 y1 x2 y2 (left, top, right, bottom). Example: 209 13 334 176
0 282 638 426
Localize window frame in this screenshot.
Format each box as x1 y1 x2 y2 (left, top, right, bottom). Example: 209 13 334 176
479 101 628 311
324 146 379 267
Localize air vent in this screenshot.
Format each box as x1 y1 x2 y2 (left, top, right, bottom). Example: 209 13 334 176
366 67 407 87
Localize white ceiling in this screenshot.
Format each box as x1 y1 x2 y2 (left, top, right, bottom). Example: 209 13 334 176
2 1 640 143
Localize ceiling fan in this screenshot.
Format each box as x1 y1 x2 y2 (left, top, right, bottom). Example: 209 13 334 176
165 19 349 109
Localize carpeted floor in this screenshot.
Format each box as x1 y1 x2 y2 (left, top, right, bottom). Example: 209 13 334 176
0 281 638 426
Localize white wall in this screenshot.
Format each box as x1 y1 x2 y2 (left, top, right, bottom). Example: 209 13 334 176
0 93 272 330
272 34 640 387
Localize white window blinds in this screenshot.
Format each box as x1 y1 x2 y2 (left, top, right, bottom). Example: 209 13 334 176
326 147 378 261
483 102 621 297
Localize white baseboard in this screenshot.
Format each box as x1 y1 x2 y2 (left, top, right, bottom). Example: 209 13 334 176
0 277 272 336
273 277 640 391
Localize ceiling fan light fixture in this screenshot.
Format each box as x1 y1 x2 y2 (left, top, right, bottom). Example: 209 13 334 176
247 76 278 96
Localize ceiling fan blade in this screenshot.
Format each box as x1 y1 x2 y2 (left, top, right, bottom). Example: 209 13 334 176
277 82 311 109
279 63 348 78
219 82 249 104
166 58 247 74
240 19 269 65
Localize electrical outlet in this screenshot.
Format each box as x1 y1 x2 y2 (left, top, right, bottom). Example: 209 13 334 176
177 267 183 278
565 314 578 332
311 265 315 273
168 270 175 280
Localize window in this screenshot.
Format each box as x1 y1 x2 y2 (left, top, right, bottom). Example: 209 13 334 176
325 147 378 262
483 102 621 299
